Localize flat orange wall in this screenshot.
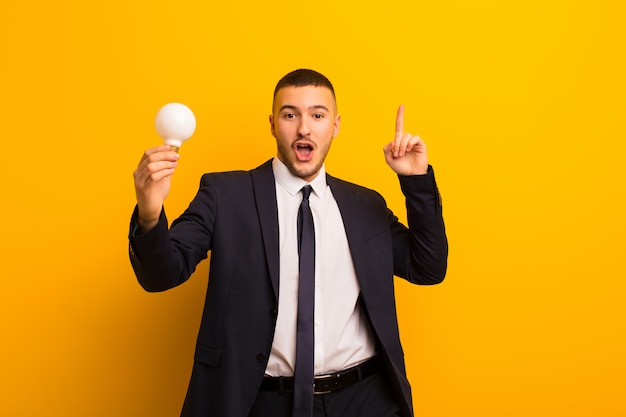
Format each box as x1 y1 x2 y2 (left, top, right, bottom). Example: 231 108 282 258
1 1 625 416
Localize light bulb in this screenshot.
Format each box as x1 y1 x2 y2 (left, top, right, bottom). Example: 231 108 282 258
155 102 196 152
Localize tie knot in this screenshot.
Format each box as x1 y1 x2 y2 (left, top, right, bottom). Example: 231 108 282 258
301 185 312 201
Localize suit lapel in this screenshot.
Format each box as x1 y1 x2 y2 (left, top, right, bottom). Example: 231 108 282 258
251 160 280 300
327 175 372 295
252 168 377 301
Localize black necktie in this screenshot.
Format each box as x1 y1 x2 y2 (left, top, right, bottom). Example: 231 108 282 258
293 185 315 417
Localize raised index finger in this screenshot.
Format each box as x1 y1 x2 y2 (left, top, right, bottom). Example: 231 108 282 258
396 105 405 134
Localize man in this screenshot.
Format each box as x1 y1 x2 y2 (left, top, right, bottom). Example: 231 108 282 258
129 69 448 417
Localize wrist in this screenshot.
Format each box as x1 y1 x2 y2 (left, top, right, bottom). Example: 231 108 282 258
137 207 162 233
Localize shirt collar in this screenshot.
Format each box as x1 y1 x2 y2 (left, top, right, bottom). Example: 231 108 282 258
272 157 327 199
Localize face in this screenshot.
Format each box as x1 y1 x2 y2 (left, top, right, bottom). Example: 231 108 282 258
269 85 341 182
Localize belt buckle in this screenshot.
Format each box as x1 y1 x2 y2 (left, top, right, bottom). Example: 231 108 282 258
313 373 340 395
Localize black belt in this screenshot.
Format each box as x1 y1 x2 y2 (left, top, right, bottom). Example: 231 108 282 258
260 357 381 395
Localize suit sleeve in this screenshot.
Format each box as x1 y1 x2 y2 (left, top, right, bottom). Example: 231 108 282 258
390 165 448 285
128 174 216 292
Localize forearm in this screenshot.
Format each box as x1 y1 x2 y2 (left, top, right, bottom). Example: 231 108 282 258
128 207 208 292
392 166 448 284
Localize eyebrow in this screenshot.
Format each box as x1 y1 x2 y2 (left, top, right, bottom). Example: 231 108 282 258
279 104 330 112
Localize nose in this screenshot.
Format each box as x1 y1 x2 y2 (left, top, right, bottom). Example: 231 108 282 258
297 118 310 137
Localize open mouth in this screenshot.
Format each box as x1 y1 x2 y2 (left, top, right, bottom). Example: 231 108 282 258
295 142 314 161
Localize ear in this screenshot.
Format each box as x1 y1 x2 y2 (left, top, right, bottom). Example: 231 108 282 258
332 115 341 138
269 114 276 137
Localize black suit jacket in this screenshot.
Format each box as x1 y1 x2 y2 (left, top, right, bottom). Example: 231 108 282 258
129 159 447 417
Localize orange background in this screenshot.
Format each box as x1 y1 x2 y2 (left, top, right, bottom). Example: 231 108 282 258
1 0 625 416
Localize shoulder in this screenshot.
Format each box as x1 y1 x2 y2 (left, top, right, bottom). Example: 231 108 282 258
198 159 273 188
326 174 387 210
327 174 384 199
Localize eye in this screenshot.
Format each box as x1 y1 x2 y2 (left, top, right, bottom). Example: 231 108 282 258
283 113 296 119
313 113 325 119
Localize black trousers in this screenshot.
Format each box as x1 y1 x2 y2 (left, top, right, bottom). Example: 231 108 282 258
248 372 402 417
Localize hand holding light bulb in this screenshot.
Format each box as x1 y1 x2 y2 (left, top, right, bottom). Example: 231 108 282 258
133 103 195 231
155 103 196 152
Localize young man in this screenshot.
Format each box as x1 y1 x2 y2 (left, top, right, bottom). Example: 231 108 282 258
129 69 448 417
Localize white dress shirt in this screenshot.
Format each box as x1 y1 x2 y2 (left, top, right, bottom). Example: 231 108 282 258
265 158 377 377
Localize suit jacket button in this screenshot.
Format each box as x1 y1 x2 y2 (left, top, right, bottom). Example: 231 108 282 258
256 353 266 363
270 309 278 318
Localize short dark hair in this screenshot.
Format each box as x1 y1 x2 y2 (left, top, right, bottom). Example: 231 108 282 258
273 69 336 100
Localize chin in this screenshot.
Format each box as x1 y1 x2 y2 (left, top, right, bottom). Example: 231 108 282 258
289 162 319 181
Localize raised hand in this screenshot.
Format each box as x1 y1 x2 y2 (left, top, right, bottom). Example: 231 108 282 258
133 145 180 232
383 105 428 175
